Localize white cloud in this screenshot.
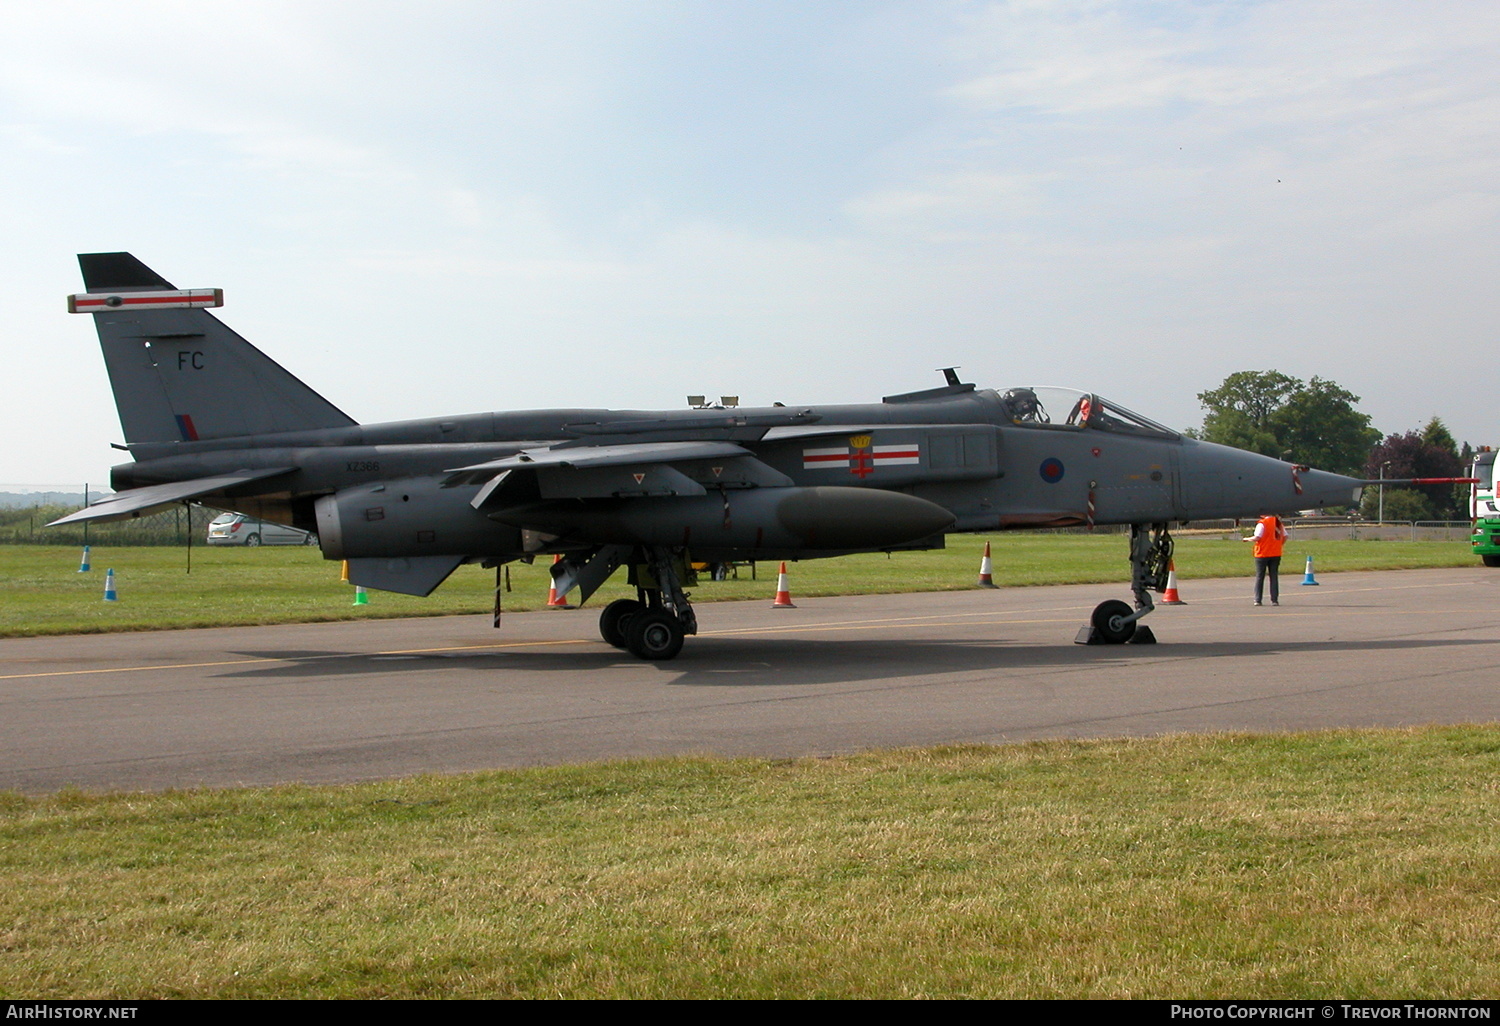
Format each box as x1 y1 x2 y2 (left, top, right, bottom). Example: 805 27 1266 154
844 171 1050 234
0 123 83 156
6 1 1500 483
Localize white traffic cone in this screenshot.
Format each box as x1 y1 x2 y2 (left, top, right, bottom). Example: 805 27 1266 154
771 561 797 608
78 545 91 573
1161 560 1185 604
103 568 118 602
977 542 997 588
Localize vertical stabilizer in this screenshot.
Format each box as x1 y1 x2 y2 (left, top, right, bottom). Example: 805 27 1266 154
74 253 356 444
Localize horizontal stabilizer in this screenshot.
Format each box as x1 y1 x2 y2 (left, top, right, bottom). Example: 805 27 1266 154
46 468 295 526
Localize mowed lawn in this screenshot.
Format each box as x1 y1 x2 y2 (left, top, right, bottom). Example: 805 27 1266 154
3 729 1499 999
0 533 1479 636
2 538 1496 998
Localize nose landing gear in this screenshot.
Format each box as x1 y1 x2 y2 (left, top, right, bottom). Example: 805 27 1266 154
1077 522 1172 645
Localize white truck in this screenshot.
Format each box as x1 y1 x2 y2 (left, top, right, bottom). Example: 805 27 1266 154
1471 448 1500 567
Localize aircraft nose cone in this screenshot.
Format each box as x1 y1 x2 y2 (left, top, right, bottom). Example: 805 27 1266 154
1179 440 1365 517
1297 468 1364 510
776 487 956 548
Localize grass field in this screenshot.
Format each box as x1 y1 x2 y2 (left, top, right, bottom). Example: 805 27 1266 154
3 728 1499 999
4 536 1491 998
0 533 1480 637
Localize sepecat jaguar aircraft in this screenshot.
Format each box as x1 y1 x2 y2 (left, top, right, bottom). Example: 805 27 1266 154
54 253 1366 659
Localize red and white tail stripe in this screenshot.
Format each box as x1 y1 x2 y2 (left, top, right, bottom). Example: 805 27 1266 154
68 289 223 313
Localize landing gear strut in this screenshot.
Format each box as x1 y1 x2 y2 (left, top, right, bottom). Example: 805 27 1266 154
597 546 698 661
1079 522 1172 645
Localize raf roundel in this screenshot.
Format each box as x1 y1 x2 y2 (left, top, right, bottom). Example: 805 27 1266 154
1039 457 1065 483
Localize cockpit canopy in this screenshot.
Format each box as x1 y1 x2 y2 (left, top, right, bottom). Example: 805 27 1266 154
997 387 1178 439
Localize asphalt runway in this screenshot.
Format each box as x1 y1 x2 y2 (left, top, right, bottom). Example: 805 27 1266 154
3 567 1498 793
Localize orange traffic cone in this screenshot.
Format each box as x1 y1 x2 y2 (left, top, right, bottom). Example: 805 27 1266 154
546 554 575 609
1161 560 1185 604
977 542 997 588
771 561 797 608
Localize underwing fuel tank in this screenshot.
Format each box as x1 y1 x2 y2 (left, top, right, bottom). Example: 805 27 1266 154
315 475 521 560
492 486 957 552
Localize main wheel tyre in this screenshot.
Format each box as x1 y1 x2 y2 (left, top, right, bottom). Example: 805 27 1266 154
244 533 261 547
599 599 645 649
625 610 685 661
1091 599 1136 644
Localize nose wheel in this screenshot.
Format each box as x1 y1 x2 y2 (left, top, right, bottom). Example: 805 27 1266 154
1089 599 1136 644
1076 523 1170 645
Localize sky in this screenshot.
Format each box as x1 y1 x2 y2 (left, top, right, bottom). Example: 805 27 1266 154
2 0 1497 488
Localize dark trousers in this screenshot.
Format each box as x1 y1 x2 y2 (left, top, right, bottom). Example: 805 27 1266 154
1254 556 1281 603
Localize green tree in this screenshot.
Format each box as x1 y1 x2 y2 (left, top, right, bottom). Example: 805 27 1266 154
1361 487 1435 522
1421 417 1469 518
1273 377 1382 477
1361 423 1466 520
1196 370 1300 458
1422 416 1458 454
1195 370 1378 475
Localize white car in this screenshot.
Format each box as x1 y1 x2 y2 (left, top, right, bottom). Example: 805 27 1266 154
206 513 315 547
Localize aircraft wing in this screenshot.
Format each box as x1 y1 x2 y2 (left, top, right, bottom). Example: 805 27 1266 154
445 440 792 511
759 422 1001 441
46 468 296 526
444 441 754 482
759 424 884 441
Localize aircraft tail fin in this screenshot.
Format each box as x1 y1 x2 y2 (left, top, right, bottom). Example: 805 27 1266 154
74 253 356 445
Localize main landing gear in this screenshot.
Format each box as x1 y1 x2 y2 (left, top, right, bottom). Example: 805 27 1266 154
1078 522 1172 646
598 547 698 661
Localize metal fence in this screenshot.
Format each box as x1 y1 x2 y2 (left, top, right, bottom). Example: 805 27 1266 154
1181 518 1472 542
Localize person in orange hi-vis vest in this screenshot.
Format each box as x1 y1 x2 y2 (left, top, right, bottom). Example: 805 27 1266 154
1243 513 1289 606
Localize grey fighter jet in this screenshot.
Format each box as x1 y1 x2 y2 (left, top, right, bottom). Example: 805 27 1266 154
54 253 1366 659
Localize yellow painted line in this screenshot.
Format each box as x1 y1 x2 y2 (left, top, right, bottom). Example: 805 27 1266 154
701 615 1080 637
0 575 1482 683
374 638 590 656
0 656 291 681
1175 579 1472 603
0 638 591 682
1 609 1091 681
